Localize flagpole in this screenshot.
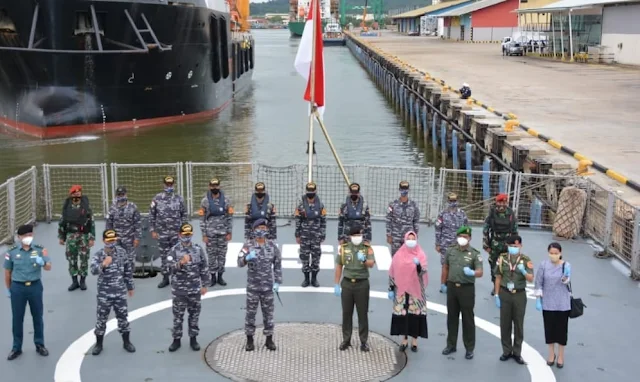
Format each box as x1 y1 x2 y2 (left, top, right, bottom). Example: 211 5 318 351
314 111 351 185
306 0 318 184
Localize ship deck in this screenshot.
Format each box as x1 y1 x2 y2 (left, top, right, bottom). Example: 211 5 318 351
1 218 638 382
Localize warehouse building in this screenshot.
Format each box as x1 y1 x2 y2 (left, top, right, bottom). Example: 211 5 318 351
438 0 520 41
391 0 474 34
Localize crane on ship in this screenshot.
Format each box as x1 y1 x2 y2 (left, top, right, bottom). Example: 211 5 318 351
226 0 250 33
359 0 383 32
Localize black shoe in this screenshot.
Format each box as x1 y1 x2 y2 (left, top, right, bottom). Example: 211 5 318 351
265 335 276 351
547 355 556 366
465 351 474 359
557 362 564 369
399 343 407 352
7 349 22 360
245 336 254 352
190 336 200 351
339 341 351 351
92 335 104 356
210 273 217 287
158 275 170 289
79 276 87 291
168 339 181 352
68 276 80 291
35 344 49 356
411 345 418 352
311 271 320 287
513 355 526 365
122 332 136 353
217 273 227 286
500 353 512 361
301 272 310 288
360 343 370 352
491 290 495 296
442 347 457 355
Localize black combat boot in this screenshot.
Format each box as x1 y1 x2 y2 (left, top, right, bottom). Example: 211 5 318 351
190 336 200 351
210 273 217 287
91 335 104 356
311 271 320 287
79 276 87 291
265 335 276 351
68 276 80 291
217 272 227 286
301 272 310 287
245 335 254 351
157 275 170 289
122 332 136 353
168 338 181 352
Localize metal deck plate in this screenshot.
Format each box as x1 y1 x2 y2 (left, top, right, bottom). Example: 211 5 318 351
204 322 407 382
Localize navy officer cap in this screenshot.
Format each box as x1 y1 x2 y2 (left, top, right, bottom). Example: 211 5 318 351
252 218 268 229
17 224 33 236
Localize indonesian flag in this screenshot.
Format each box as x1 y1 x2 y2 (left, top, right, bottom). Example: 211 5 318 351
294 0 325 118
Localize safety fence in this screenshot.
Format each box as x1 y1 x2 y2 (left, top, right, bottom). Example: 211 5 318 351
0 162 638 279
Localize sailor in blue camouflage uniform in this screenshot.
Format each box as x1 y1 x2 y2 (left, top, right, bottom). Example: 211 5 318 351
199 178 234 287
338 183 372 245
4 224 51 361
435 193 469 294
150 176 188 289
295 182 327 288
90 229 136 356
105 186 141 266
238 219 282 352
386 181 421 256
166 223 209 352
244 182 277 241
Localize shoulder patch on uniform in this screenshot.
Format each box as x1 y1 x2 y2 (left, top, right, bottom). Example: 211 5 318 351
150 200 156 208
4 253 10 261
387 205 393 213
477 255 483 262
527 261 534 269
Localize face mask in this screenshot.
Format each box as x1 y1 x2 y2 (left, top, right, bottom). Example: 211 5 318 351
405 240 417 248
105 242 116 249
549 254 561 263
180 236 192 244
350 194 359 201
306 192 316 199
508 246 520 255
72 197 81 203
255 192 265 199
211 189 220 195
448 201 458 208
165 186 174 193
400 190 409 197
351 236 363 246
116 196 127 203
21 236 33 246
457 237 468 247
254 230 268 238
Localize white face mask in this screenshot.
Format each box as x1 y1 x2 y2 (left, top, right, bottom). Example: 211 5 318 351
457 237 469 247
21 236 33 246
405 240 417 248
351 236 363 246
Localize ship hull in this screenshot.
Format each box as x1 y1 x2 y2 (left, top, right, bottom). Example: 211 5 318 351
288 20 329 37
0 0 254 138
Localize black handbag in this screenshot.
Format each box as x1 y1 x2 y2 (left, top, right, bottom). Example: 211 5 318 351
563 263 586 319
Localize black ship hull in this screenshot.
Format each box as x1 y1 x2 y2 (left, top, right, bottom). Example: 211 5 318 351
0 0 254 138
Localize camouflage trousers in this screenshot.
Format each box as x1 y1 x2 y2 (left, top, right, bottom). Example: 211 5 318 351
158 236 179 276
390 237 405 257
205 234 228 274
95 294 129 336
65 233 90 277
119 238 136 266
488 241 507 282
245 289 275 336
299 236 322 273
172 293 201 339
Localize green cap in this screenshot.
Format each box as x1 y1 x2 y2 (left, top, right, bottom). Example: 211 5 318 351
456 226 472 235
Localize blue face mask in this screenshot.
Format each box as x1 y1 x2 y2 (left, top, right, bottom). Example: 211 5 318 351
400 190 409 197
116 196 127 203
448 201 458 208
508 246 520 255
180 236 192 244
165 186 174 193
105 242 116 249
254 230 268 238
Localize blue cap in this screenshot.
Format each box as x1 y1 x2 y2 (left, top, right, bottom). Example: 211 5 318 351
252 219 268 229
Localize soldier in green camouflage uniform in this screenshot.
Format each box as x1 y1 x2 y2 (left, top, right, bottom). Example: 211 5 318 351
58 185 95 292
482 193 517 295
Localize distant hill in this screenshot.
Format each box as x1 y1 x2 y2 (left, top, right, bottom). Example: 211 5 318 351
250 0 431 16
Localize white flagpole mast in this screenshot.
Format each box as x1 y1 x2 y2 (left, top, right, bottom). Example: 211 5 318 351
307 0 318 184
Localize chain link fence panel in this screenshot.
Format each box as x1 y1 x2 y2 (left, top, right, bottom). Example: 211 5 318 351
435 168 512 223
0 181 10 244
110 163 184 216
583 181 610 246
609 194 636 265
42 164 109 222
12 166 37 228
309 164 364 219
252 164 307 219
186 162 254 217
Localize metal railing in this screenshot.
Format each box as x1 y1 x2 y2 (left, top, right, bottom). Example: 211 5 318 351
1 162 638 280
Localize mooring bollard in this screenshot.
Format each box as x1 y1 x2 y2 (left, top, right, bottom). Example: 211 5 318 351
440 120 447 158
465 143 473 183
432 113 438 149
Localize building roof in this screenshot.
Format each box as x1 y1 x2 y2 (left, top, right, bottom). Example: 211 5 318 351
516 0 639 13
438 0 508 16
391 0 472 19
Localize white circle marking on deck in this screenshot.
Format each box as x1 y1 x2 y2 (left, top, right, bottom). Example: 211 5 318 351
54 287 556 382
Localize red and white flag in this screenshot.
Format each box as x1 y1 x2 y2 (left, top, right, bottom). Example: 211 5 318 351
294 0 325 118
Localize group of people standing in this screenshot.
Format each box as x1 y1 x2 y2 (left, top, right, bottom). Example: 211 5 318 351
4 177 574 370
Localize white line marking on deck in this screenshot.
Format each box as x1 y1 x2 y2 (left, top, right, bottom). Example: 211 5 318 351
54 288 555 382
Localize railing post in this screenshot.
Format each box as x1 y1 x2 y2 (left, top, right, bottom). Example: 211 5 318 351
110 163 117 203
43 164 52 223
603 191 616 252
101 163 109 216
630 207 640 280
7 178 16 243
30 166 37 224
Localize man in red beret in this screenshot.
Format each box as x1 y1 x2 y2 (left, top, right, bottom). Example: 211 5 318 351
482 193 518 295
58 185 95 292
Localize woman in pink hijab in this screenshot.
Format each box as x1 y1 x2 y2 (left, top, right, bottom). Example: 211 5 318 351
388 231 428 352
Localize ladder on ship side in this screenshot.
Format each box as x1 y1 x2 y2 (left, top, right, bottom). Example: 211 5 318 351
123 9 171 52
